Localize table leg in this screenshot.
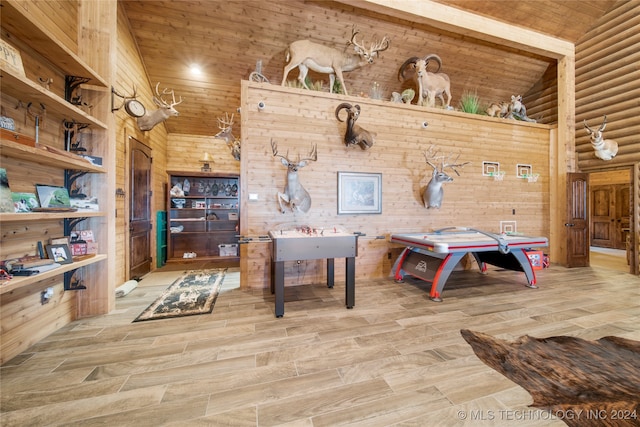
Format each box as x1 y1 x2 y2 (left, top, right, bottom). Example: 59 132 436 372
429 252 466 302
511 249 539 288
327 258 335 288
273 260 285 317
346 256 355 309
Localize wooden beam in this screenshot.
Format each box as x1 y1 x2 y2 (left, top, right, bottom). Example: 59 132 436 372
347 0 574 58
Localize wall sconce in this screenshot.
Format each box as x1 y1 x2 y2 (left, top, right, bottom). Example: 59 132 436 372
200 152 213 172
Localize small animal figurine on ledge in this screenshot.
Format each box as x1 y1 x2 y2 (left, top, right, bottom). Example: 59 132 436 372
584 115 618 161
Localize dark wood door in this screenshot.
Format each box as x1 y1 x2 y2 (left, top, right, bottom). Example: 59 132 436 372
566 172 589 268
615 185 630 250
591 185 615 248
591 184 630 249
129 137 152 279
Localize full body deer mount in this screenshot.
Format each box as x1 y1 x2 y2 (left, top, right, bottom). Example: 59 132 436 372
271 139 318 214
214 112 241 161
335 103 375 150
422 147 469 209
584 115 618 161
137 83 183 131
399 54 451 108
281 27 390 96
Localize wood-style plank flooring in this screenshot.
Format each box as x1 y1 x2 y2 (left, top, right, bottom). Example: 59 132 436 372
1 260 639 426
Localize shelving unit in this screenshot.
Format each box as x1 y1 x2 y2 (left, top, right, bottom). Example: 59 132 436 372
167 171 240 262
1 0 114 363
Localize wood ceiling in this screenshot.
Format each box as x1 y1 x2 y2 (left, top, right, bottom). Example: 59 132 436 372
120 0 618 136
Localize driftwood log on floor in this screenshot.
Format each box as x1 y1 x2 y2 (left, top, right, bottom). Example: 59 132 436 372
460 329 640 427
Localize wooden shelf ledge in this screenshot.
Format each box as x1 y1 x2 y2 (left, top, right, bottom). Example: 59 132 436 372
0 0 108 87
0 254 107 295
1 136 105 173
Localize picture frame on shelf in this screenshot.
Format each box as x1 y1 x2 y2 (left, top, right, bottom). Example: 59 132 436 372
11 192 39 212
35 184 71 208
337 171 382 215
46 244 73 264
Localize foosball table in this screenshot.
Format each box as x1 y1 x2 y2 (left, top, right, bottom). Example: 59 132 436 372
268 226 360 317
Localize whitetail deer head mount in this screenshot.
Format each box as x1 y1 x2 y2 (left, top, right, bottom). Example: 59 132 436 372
136 83 183 131
584 115 618 161
281 26 390 96
215 112 241 161
422 146 469 209
335 103 375 150
271 139 317 214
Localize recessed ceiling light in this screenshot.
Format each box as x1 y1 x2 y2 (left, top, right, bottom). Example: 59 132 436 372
190 64 202 75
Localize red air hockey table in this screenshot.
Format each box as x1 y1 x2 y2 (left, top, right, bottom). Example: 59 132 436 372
390 227 548 302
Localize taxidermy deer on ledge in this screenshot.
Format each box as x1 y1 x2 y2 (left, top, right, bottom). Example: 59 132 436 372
422 146 469 209
398 54 451 108
271 139 318 214
584 115 618 161
335 103 375 150
281 27 390 96
137 83 183 131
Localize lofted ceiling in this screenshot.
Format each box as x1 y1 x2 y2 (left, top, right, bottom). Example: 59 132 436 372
120 0 618 136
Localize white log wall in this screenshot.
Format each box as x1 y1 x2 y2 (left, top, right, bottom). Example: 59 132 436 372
239 81 552 290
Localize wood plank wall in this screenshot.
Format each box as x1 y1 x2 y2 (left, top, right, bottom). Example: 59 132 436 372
574 0 640 171
114 4 169 283
240 81 552 290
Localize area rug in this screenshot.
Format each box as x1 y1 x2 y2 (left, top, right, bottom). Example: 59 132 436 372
460 329 640 427
133 269 226 322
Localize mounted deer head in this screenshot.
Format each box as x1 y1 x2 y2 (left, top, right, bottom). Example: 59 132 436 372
215 112 241 160
271 139 317 214
584 115 618 161
136 83 183 131
282 26 390 96
422 146 469 209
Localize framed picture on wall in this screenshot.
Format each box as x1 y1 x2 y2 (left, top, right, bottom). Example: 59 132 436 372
337 172 382 214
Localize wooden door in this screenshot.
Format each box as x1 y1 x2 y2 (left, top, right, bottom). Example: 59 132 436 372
566 173 589 267
129 137 152 279
591 185 615 248
615 184 630 250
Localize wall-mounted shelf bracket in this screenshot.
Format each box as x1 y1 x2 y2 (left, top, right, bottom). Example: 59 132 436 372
64 269 86 290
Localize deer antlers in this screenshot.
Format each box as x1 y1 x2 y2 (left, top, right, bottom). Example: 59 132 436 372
348 26 390 54
154 82 183 107
271 139 317 164
423 146 469 176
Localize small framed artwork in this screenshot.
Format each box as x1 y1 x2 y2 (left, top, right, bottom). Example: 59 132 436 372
46 244 73 264
337 172 382 215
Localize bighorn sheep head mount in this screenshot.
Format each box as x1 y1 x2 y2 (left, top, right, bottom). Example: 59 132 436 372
271 139 318 214
398 54 451 109
215 112 241 161
136 83 183 131
335 103 375 150
422 146 469 209
584 115 618 161
281 26 390 96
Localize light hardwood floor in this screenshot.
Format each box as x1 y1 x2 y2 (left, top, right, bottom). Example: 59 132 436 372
1 263 639 426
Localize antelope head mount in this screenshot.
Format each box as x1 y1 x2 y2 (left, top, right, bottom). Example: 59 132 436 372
584 115 618 161
136 83 183 131
271 139 317 214
422 146 469 209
